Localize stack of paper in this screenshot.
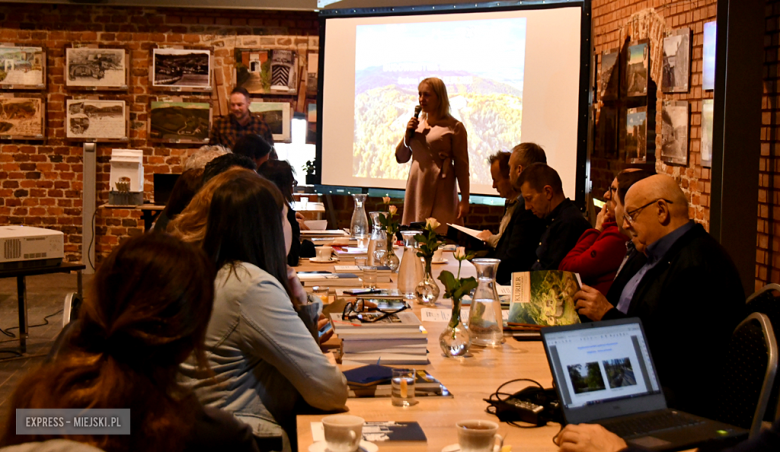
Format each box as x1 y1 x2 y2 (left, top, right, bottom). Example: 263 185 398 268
331 310 429 365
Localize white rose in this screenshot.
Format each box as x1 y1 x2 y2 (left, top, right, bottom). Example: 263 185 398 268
425 217 441 230
388 205 397 215
454 246 466 260
383 196 391 204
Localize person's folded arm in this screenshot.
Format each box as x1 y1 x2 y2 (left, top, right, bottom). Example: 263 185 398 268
238 278 348 411
559 228 628 279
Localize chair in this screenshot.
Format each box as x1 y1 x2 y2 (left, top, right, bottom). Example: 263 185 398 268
746 283 780 422
715 312 778 438
62 292 82 328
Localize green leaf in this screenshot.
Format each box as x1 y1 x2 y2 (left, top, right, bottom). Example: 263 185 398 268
452 277 478 301
437 271 459 299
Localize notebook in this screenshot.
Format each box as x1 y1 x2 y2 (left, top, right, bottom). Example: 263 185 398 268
541 318 747 451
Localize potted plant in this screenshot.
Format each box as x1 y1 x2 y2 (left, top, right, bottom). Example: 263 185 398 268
303 160 316 185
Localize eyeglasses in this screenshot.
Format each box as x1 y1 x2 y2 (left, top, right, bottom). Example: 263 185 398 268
623 198 674 224
342 299 408 323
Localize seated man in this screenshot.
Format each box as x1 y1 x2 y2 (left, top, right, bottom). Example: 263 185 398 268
576 175 744 418
492 143 548 285
517 163 591 270
476 151 520 249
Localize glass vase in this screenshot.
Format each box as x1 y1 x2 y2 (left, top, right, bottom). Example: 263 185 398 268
414 256 440 305
350 194 369 239
467 258 504 347
397 231 423 299
384 234 400 272
439 298 470 357
367 211 386 265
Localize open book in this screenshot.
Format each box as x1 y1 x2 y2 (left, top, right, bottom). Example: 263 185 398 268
447 223 483 240
507 270 582 327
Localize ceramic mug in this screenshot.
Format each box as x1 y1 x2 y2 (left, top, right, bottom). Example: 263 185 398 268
456 420 503 452
316 245 333 260
322 414 364 452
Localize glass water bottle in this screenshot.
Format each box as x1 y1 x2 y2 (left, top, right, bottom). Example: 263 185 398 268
467 258 504 347
350 194 369 239
397 230 423 298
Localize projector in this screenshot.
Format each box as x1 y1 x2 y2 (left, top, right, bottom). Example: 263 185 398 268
0 226 64 270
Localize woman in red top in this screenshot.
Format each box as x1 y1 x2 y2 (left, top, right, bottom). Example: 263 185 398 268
559 176 629 294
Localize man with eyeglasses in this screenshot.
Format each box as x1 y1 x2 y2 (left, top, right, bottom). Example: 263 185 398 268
581 175 744 419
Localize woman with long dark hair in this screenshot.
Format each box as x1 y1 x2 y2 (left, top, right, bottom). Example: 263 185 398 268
1 233 259 452
179 170 347 452
256 159 304 266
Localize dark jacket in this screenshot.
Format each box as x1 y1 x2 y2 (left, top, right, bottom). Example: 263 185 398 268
532 198 591 271
601 224 745 418
491 197 546 285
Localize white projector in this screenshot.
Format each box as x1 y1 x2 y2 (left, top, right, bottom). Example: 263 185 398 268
0 226 64 270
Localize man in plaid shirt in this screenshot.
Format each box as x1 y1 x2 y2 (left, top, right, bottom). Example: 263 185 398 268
209 86 274 150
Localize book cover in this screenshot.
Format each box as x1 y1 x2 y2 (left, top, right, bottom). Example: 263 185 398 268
331 311 422 330
507 270 582 327
362 421 427 442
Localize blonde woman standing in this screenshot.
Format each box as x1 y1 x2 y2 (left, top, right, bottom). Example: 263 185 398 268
396 77 470 233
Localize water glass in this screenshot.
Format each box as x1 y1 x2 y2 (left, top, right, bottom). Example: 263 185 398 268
312 286 330 304
361 266 378 289
391 368 417 407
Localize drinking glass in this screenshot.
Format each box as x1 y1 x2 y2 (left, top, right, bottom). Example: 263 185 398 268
391 368 418 407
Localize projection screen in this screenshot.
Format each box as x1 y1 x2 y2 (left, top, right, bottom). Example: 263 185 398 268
320 3 584 197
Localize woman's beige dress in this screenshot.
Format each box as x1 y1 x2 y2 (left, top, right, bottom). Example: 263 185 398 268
396 116 470 233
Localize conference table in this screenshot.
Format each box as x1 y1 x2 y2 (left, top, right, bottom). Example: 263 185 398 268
296 250 563 452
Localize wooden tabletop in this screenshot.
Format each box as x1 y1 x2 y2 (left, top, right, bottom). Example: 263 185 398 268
296 251 562 452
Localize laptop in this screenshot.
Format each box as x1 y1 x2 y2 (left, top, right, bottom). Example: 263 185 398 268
153 173 180 205
541 318 747 451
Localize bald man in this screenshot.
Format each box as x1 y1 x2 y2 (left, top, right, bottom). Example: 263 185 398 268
579 175 744 419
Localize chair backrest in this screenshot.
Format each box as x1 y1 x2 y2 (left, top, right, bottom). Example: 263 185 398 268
716 312 778 438
62 292 82 328
746 283 780 422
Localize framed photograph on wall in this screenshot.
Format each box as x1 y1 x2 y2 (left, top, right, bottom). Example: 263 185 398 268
306 101 317 145
66 99 127 141
249 101 291 142
234 49 298 94
703 21 716 91
149 99 211 144
306 52 318 96
625 106 647 164
599 48 619 101
625 40 649 98
701 99 714 167
65 47 128 90
0 46 45 89
597 105 618 159
662 28 691 93
660 101 689 165
0 94 44 140
152 48 212 91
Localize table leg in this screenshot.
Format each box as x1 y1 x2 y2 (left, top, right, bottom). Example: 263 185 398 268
16 275 28 354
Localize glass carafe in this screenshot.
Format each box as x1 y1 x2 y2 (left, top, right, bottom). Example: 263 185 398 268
367 211 386 266
467 258 504 347
350 194 369 240
397 230 424 298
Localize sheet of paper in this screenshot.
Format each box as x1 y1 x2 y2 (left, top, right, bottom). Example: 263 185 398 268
421 308 508 322
447 223 483 239
496 284 511 296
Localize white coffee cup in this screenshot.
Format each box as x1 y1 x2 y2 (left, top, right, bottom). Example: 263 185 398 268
322 414 364 452
456 420 503 452
433 249 444 262
316 245 333 260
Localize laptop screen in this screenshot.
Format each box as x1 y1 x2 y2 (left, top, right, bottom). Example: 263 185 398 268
542 319 667 423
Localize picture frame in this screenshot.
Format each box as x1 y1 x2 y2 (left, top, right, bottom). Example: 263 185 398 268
151 48 212 91
660 101 689 165
66 98 128 142
625 106 647 164
701 99 714 167
0 45 45 89
249 101 291 142
599 48 620 101
65 47 128 90
306 101 317 145
625 40 649 98
149 98 212 144
306 52 319 96
662 28 691 93
0 94 45 140
703 21 717 91
597 105 618 159
234 48 298 95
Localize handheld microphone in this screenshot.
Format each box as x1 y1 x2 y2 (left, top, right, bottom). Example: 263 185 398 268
410 105 422 138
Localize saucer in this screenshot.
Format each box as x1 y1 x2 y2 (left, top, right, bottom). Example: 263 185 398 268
309 257 340 263
309 441 378 452
441 444 502 452
431 258 449 264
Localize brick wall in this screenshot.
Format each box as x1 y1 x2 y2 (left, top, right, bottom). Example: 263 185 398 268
0 3 319 264
759 1 780 286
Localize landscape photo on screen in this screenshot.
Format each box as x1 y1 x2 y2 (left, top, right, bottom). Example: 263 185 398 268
352 17 526 187
602 358 637 389
150 101 210 142
66 99 126 140
0 46 44 87
0 97 43 138
66 48 126 88
567 362 607 395
152 49 211 89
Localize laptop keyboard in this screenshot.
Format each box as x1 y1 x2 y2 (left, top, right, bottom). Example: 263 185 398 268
601 411 706 437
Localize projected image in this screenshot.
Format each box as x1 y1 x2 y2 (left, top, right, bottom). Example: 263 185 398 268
567 362 606 394
703 21 716 91
353 18 527 186
603 358 637 389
